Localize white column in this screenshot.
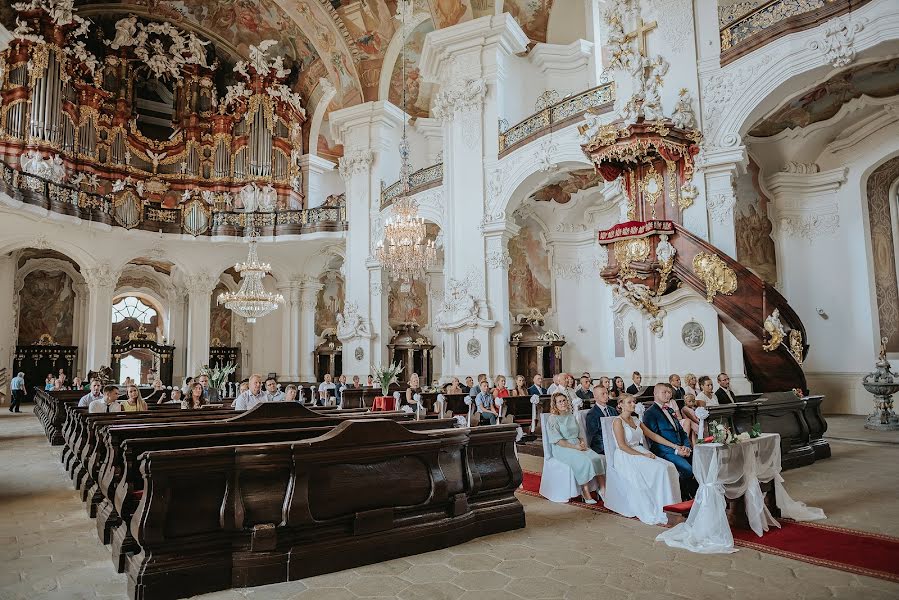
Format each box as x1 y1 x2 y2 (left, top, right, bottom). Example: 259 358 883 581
82 266 119 372
298 281 322 381
0 254 17 402
419 14 528 380
483 221 518 376
700 145 747 259
278 283 294 379
367 262 389 369
167 291 187 386
585 0 605 83
299 154 337 207
185 274 217 377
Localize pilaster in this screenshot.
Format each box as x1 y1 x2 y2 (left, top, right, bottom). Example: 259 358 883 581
0 254 16 401
483 220 519 376
82 265 120 372
184 273 217 377
71 282 88 377
298 154 337 208
698 144 747 259
298 281 322 381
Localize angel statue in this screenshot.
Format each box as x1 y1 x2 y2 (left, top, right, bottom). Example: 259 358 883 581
186 33 210 68
109 15 138 50
671 89 697 130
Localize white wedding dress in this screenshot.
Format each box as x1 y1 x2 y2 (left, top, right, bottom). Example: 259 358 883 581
610 417 680 525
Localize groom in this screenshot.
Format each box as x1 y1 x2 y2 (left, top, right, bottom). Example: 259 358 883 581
642 383 698 499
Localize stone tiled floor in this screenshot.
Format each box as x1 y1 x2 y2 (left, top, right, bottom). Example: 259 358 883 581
1 407 898 600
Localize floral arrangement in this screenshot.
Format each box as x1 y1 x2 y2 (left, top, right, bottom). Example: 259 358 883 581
201 362 236 390
371 362 404 396
700 420 763 444
792 388 804 398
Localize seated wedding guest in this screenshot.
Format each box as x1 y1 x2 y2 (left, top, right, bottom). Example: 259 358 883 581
610 376 626 400
581 371 591 381
351 375 362 389
318 373 336 404
71 376 82 390
52 378 66 391
611 394 681 524
493 375 510 420
78 379 104 408
265 377 285 402
234 374 266 410
556 374 579 406
566 374 577 389
123 385 148 412
669 374 686 400
57 370 67 388
144 379 166 403
546 374 562 395
547 393 605 504
469 373 488 397
89 385 122 413
576 375 594 400
366 375 375 387
599 376 611 393
161 388 182 405
335 374 348 402
626 371 642 395
528 374 547 396
284 384 299 403
662 384 682 419
123 377 135 387
197 374 210 398
238 380 249 395
512 375 529 396
474 380 499 425
446 377 465 394
715 372 737 404
463 376 474 393
182 382 207 410
405 373 423 410
684 372 701 396
680 393 701 445
181 376 193 394
44 374 55 391
640 384 698 499
696 375 717 406
585 384 618 455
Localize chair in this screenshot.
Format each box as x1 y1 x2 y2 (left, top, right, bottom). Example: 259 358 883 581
600 416 630 515
538 411 598 503
411 393 425 420
493 397 507 425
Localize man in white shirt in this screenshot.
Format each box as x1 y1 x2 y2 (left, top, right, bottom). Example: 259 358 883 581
546 374 562 395
89 385 123 413
233 374 266 411
78 379 104 408
318 373 336 405
10 371 25 413
264 377 285 402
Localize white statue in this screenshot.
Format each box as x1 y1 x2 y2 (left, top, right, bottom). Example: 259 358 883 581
248 40 278 76
259 184 277 212
20 151 66 183
671 88 697 130
337 302 370 340
181 189 193 204
238 182 258 213
271 55 290 79
186 33 210 68
109 15 138 50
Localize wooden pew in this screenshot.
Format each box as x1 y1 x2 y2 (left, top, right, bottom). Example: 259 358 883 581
35 389 84 445
103 417 459 572
124 420 523 600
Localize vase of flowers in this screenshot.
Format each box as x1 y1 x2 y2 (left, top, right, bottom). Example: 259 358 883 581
371 362 404 397
201 362 236 403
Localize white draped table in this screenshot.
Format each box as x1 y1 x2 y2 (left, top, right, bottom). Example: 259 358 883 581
656 433 825 553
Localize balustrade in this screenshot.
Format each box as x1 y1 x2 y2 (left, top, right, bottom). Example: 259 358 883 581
380 163 443 210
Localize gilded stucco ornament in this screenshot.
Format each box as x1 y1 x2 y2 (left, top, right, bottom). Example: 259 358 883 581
762 309 786 352
692 252 737 302
613 238 651 280
789 329 804 365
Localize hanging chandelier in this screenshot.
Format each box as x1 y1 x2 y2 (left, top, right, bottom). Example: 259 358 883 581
217 229 284 323
376 1 436 282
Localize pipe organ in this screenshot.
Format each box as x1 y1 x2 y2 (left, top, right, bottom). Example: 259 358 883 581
0 1 307 214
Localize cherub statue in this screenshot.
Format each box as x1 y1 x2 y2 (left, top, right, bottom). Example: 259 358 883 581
109 15 138 50
186 33 210 68
671 88 696 130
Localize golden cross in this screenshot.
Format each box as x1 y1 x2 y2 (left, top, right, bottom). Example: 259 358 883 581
624 17 658 57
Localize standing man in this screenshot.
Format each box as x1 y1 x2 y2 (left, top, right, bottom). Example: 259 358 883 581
78 379 104 408
715 372 737 404
528 374 547 396
669 374 686 400
626 371 642 395
234 374 267 410
641 384 697 499
585 384 619 455
264 377 285 402
9 372 25 413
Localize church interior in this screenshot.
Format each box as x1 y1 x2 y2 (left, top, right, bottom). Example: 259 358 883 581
1 0 899 599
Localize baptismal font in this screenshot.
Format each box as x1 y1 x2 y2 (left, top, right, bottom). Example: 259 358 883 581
862 338 899 431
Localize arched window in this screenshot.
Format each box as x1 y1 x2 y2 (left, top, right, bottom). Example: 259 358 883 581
112 296 157 324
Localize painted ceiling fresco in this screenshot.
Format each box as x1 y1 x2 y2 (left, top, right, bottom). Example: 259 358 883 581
529 168 603 204
748 58 899 137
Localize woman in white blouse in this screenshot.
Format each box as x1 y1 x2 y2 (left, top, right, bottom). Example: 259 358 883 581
696 375 717 406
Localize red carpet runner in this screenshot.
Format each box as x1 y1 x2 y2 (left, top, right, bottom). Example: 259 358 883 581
519 471 899 583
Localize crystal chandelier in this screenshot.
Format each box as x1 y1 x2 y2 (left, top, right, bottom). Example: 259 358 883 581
217 229 284 323
376 1 436 281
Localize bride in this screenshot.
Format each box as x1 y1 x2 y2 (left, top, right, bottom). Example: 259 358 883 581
610 395 681 525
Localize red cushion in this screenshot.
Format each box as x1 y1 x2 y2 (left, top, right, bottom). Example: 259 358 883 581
663 499 694 514
129 490 144 500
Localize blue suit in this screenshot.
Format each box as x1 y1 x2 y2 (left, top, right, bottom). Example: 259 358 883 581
527 384 547 396
641 403 698 499
585 404 618 454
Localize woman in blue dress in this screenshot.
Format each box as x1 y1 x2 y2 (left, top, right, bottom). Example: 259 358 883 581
547 392 606 503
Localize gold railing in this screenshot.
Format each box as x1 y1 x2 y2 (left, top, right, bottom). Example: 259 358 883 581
380 163 443 210
498 82 615 156
0 160 347 237
719 0 872 64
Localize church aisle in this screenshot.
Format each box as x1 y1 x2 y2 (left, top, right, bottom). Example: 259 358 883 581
1 409 896 600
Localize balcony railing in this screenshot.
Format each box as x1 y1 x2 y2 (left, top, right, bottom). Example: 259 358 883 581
719 0 872 65
380 162 443 210
0 161 347 238
498 82 615 157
